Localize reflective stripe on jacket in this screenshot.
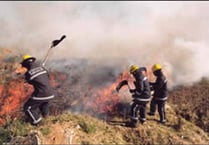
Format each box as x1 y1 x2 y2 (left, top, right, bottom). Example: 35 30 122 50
25 62 54 99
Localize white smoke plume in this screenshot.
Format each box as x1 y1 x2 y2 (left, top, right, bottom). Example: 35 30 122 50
1 1 209 88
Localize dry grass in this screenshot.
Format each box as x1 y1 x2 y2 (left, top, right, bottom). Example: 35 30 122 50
0 59 209 144
168 77 209 133
1 110 208 144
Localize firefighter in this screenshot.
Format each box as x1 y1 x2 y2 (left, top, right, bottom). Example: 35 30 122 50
148 64 168 124
20 54 55 125
126 65 151 128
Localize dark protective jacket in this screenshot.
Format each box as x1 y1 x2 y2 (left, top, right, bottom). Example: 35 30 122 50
131 68 151 102
150 70 168 101
24 62 54 101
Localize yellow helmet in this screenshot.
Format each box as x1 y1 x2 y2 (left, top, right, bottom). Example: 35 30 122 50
152 64 162 72
22 54 36 62
129 65 139 73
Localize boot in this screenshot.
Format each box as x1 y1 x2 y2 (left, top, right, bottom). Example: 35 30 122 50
125 120 137 128
159 119 166 124
147 112 155 116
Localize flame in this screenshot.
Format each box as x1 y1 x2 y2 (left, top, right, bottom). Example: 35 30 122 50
85 71 134 116
0 79 33 125
84 69 158 117
0 73 68 124
0 59 170 125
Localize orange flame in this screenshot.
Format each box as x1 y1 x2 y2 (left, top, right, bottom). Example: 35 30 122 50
0 69 69 126
85 69 157 116
0 79 33 125
85 71 134 115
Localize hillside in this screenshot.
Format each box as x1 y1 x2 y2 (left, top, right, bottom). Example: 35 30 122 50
0 105 208 145
168 77 209 134
0 58 209 144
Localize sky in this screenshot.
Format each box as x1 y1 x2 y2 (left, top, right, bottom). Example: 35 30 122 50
1 1 209 87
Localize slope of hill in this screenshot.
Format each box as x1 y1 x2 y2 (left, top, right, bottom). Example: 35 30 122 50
0 58 209 144
168 77 209 133
0 102 208 145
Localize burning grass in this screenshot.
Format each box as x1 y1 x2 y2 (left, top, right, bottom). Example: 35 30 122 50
0 56 209 143
0 60 33 125
0 59 131 126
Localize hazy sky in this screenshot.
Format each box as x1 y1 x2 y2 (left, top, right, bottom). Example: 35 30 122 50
1 1 209 87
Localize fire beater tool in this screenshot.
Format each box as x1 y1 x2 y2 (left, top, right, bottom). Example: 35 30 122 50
116 80 131 92
42 35 66 66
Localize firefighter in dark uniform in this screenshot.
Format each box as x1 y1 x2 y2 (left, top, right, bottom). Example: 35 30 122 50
21 54 55 125
126 65 151 128
148 64 168 124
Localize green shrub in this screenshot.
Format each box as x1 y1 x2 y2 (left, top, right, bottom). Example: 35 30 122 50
0 118 32 144
78 119 96 134
8 120 29 137
40 127 51 136
0 127 11 144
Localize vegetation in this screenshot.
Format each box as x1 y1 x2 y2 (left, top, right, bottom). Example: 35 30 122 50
0 118 33 144
0 108 208 144
78 118 97 134
168 77 209 133
0 59 209 144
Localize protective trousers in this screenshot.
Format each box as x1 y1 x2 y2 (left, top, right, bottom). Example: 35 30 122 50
23 98 49 125
149 99 166 122
130 100 147 124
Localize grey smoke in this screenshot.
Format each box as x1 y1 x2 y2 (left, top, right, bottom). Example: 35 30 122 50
1 1 209 88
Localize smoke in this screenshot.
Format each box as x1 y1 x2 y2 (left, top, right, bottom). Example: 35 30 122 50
1 1 209 88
